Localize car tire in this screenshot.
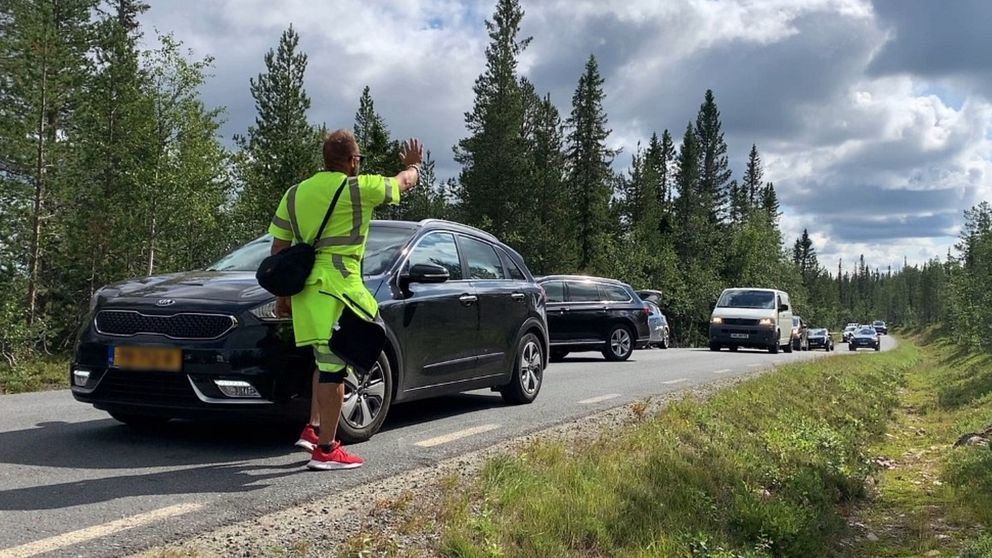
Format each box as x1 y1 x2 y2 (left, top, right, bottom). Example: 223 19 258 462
874 344 880 352
604 325 636 361
337 352 392 444
501 332 544 405
849 345 856 352
769 336 780 354
109 411 170 429
729 345 739 352
660 334 669 350
550 350 569 362
784 341 793 353
709 342 720 352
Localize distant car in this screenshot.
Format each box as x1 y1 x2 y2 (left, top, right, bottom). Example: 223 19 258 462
645 301 670 349
849 326 881 351
873 320 888 335
842 324 859 343
539 275 651 361
807 328 833 351
636 289 664 305
791 315 810 351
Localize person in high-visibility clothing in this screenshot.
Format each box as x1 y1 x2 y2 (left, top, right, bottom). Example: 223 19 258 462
268 129 423 470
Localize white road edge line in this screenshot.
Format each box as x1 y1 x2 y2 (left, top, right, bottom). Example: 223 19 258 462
713 368 733 374
578 393 622 405
0 502 203 558
661 378 688 385
415 424 501 448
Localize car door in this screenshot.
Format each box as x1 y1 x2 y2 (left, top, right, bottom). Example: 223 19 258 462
458 234 517 376
542 280 568 344
564 280 607 343
777 293 792 345
397 231 480 390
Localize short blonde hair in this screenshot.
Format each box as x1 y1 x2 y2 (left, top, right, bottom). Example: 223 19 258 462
322 129 359 171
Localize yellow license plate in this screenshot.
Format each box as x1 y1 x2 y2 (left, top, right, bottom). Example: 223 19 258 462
111 346 183 372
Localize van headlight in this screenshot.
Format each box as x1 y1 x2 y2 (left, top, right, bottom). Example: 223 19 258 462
710 316 723 324
758 318 774 326
250 300 282 321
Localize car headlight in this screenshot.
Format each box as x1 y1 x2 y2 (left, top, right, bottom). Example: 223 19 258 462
710 316 723 324
250 300 284 321
758 318 774 326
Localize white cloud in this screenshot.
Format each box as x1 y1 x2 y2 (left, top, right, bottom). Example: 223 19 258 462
140 0 992 267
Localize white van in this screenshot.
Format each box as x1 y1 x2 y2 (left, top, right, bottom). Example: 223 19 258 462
708 288 794 354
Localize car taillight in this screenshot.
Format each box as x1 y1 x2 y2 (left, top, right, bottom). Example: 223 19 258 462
643 304 651 317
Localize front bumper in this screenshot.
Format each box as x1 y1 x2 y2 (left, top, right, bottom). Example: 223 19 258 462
850 338 879 349
709 324 777 347
809 337 831 348
71 320 313 421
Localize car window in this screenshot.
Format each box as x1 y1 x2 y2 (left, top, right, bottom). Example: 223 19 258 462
460 236 504 280
566 281 601 302
497 247 526 280
543 281 565 302
603 285 631 302
409 233 463 280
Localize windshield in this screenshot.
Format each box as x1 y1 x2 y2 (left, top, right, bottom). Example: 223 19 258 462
845 326 857 332
206 224 414 275
873 321 884 326
810 328 827 336
859 327 876 335
716 290 775 309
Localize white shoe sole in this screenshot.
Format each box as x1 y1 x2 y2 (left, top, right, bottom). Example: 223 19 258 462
295 439 316 453
306 459 363 471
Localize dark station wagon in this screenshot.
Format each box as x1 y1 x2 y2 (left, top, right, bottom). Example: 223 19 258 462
71 219 549 442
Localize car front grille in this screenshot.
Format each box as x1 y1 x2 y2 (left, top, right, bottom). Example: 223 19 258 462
95 370 199 404
723 318 759 326
96 310 236 340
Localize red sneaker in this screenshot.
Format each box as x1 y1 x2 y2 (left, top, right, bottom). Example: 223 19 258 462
294 424 319 453
307 441 364 470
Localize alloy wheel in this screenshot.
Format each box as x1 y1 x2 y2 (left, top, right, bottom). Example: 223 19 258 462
341 363 386 430
611 328 632 357
519 339 543 396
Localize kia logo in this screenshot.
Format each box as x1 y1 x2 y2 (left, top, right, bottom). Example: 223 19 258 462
156 299 175 306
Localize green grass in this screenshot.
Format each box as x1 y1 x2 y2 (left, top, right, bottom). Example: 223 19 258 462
439 340 919 557
0 355 69 394
853 332 992 556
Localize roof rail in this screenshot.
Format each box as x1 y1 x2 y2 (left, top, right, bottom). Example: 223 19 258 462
417 219 499 241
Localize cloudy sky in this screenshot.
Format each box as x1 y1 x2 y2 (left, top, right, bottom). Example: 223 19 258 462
141 0 992 273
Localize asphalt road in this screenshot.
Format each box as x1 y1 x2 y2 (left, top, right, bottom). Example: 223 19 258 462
0 338 895 557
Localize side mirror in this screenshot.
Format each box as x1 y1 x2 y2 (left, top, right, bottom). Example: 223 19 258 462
779 304 789 312
403 263 450 285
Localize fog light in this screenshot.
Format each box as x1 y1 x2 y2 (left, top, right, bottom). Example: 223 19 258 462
214 379 261 398
72 369 91 387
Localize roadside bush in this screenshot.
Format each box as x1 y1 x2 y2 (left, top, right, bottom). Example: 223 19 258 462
442 343 918 557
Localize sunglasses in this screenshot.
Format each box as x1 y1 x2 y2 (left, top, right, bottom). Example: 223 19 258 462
353 154 366 163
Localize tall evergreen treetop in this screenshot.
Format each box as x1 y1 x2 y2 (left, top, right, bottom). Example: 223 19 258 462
234 25 317 238
567 54 615 272
454 0 531 240
742 143 763 208
694 89 732 223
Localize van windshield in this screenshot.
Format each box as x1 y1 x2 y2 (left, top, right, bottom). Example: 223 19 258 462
716 290 776 309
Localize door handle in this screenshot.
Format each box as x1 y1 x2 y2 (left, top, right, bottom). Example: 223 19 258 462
459 294 478 306
511 293 526 302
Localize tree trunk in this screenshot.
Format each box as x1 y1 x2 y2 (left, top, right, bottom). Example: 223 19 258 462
27 56 49 326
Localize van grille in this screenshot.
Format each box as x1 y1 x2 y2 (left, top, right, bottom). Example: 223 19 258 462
722 318 759 326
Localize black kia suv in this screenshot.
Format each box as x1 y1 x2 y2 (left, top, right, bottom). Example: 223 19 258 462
537 275 651 362
71 219 549 443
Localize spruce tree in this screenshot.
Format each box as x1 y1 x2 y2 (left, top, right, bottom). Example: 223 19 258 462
523 88 574 274
454 0 531 242
742 144 763 209
761 182 780 221
694 89 732 223
353 85 402 218
566 55 615 272
233 25 317 240
792 228 819 285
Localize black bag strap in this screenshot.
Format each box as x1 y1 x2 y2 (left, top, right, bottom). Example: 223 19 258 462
303 177 349 245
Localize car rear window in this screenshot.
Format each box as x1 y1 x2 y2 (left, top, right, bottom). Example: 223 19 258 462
603 285 631 302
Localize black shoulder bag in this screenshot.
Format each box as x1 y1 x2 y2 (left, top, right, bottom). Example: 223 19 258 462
256 178 348 297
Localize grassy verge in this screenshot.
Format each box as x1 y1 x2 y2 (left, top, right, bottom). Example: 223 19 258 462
852 333 992 557
0 355 69 394
436 342 919 557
